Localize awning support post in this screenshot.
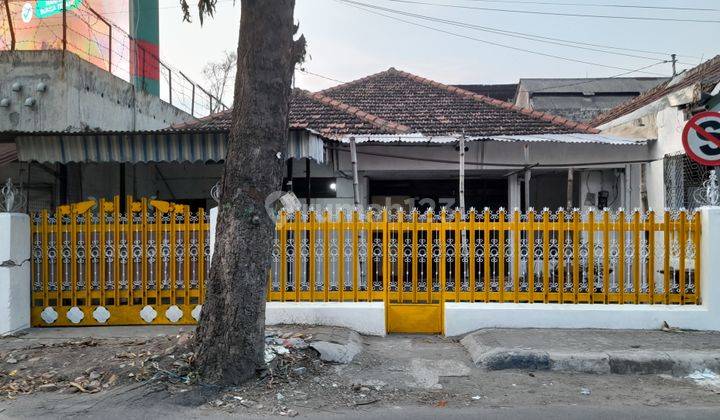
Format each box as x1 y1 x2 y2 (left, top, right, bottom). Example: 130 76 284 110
350 137 360 208
459 134 466 213
305 158 311 208
524 144 531 211
566 168 574 209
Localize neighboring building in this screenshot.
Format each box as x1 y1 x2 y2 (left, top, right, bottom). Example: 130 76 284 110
452 84 518 102
0 50 214 211
515 77 667 123
593 56 720 211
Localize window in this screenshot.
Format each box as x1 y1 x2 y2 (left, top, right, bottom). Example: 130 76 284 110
664 153 712 210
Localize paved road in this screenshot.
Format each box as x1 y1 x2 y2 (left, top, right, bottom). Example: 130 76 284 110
5 405 716 420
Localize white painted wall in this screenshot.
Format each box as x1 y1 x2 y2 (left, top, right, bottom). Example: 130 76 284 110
266 302 386 336
0 213 30 335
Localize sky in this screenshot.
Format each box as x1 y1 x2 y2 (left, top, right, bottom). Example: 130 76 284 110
142 0 720 104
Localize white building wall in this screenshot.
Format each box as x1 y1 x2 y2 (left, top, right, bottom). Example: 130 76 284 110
599 86 720 211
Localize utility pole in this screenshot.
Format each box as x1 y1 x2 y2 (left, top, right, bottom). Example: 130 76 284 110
671 54 677 77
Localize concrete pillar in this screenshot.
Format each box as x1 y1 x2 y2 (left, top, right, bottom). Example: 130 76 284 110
700 206 720 308
0 213 30 335
209 207 218 262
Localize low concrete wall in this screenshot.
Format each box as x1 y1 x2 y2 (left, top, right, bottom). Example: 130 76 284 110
445 303 715 336
266 302 386 336
0 213 30 335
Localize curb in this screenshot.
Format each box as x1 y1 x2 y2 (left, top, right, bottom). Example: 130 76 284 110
460 334 720 375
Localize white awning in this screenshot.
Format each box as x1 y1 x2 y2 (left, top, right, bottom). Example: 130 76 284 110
339 133 647 146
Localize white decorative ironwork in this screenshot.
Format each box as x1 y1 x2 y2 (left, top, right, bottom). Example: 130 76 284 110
694 169 719 206
211 180 222 205
0 178 25 212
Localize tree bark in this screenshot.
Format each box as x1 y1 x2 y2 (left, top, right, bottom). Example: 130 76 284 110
194 0 305 385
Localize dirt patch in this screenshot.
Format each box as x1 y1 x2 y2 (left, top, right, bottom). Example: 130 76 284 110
0 332 195 398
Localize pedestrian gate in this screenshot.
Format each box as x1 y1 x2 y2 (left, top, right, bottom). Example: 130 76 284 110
31 200 701 332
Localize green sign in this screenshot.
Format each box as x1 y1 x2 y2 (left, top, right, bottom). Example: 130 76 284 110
36 0 84 19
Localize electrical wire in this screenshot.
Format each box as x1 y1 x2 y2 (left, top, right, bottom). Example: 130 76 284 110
438 0 720 12
340 0 695 65
381 0 720 24
298 68 346 84
337 0 668 76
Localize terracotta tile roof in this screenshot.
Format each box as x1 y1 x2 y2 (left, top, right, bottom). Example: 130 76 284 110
319 68 598 136
293 90 411 135
592 55 720 127
172 90 405 136
174 68 599 138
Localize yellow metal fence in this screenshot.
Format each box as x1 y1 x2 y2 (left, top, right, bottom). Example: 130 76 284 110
31 196 209 326
268 208 701 305
30 201 701 327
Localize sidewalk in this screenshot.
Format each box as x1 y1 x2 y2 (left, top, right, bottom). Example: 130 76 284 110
461 328 720 374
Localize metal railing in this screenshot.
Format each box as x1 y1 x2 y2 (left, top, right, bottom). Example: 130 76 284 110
268 208 701 305
0 1 227 117
30 196 210 326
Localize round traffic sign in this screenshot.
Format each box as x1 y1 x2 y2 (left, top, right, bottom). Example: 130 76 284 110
682 111 720 166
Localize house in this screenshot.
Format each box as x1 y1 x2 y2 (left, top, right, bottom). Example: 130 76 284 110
4 67 656 214
116 68 651 212
593 56 720 211
515 77 667 123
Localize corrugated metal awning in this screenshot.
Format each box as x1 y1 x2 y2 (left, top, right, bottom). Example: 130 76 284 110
14 129 324 164
0 143 17 166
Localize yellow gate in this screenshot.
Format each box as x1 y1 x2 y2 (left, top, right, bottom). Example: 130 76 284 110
30 196 209 326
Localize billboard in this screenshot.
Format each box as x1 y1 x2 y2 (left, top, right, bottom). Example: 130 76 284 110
1 0 130 72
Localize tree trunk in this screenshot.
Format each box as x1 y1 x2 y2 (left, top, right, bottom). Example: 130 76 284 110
194 0 305 385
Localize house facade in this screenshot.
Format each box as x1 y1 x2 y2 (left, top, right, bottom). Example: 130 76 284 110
158 68 651 214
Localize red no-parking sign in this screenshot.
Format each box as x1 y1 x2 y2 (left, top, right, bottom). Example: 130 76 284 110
682 111 720 166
